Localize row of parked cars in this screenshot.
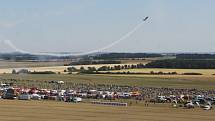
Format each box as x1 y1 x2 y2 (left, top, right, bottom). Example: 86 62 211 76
0 85 142 102
0 87 82 103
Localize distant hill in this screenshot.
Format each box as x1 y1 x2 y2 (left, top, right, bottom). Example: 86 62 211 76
0 52 164 61
0 53 73 61
93 53 163 59
145 59 215 69
176 54 215 60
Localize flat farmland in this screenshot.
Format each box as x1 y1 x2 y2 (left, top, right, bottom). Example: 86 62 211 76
0 64 143 74
0 100 214 121
0 59 151 74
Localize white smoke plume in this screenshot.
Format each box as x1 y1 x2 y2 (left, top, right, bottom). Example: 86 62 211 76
0 19 147 56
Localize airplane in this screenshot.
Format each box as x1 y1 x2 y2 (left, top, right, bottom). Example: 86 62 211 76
143 16 149 21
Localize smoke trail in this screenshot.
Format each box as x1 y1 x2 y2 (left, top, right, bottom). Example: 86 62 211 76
2 20 147 56
3 40 29 53
80 21 145 55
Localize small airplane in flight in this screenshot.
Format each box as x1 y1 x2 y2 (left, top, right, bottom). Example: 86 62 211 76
143 16 149 21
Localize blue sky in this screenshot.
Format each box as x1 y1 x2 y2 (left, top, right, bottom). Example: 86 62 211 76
0 0 215 53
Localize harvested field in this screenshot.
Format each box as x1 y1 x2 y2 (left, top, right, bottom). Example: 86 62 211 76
0 100 214 121
0 64 141 74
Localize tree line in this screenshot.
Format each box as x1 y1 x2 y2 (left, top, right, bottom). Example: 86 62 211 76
176 54 215 60
93 53 163 59
67 59 215 74
67 63 146 74
67 66 203 75
145 59 215 69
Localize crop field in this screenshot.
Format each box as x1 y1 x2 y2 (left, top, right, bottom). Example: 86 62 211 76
1 74 215 89
0 100 214 121
0 58 153 74
0 64 144 74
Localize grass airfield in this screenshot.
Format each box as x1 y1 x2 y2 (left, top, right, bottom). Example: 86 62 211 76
0 100 215 121
0 100 214 121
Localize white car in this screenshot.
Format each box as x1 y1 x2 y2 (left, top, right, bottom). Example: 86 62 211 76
31 94 41 100
73 97 82 102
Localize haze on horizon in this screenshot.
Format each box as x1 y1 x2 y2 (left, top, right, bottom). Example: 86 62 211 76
0 0 215 54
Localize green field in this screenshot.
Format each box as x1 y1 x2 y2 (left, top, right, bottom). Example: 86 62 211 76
1 74 215 89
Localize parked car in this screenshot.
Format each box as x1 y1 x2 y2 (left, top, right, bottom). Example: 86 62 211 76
18 93 31 100
31 94 41 100
2 88 17 99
